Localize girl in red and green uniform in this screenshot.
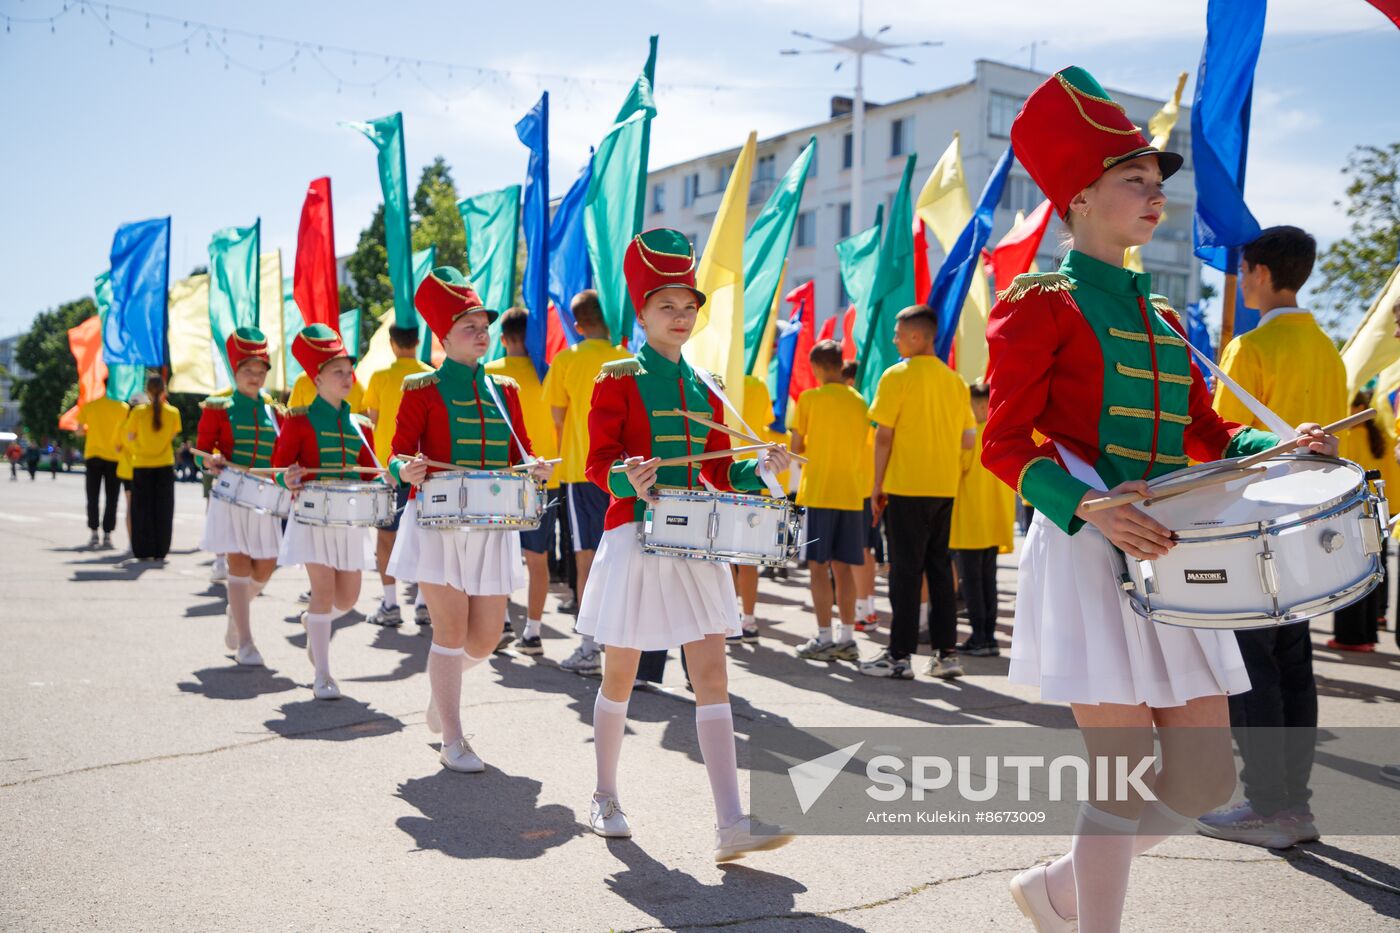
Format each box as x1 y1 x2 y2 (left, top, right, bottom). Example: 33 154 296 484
196 327 282 666
983 67 1337 932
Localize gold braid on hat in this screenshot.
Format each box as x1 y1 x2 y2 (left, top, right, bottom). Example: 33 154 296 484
633 234 697 276
1055 73 1142 136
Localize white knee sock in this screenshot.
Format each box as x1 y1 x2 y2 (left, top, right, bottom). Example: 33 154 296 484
382 582 398 608
695 703 744 829
427 643 465 745
226 575 253 648
332 604 354 621
304 611 334 680
462 649 490 674
1070 804 1138 933
249 577 268 599
593 692 629 799
523 618 542 640
580 633 599 653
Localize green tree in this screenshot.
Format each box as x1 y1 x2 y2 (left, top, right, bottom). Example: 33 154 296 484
1315 143 1400 330
14 297 96 440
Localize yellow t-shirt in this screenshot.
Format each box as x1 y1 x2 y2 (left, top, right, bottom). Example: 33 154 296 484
362 356 432 469
117 445 134 481
289 372 366 413
792 382 873 510
541 338 630 484
950 422 1016 552
78 396 130 462
736 375 792 492
122 403 183 468
1212 311 1348 432
1341 421 1400 524
486 355 561 489
869 355 974 498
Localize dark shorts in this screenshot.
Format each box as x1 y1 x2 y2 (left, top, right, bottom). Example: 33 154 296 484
802 506 865 565
566 481 608 552
520 489 560 554
384 483 412 532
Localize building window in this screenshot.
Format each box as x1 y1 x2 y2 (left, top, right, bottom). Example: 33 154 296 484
683 172 700 207
717 162 732 191
1172 131 1192 172
838 202 852 239
837 271 850 309
999 175 1043 216
890 117 909 157
842 132 853 170
651 183 665 215
795 210 816 248
988 91 1020 139
1156 272 1188 310
757 153 776 183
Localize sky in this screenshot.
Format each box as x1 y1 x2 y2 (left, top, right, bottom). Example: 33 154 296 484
1 0 1397 337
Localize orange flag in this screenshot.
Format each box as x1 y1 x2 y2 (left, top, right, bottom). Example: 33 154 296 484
60 315 108 431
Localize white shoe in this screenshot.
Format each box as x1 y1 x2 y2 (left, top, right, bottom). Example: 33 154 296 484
234 643 265 667
590 794 632 838
713 816 794 863
440 736 485 773
211 557 228 583
88 531 100 549
926 655 965 680
560 644 603 675
1009 865 1075 932
313 676 341 700
426 697 441 734
224 612 238 651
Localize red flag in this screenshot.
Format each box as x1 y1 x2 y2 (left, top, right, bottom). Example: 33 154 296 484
61 315 108 431
817 315 837 342
989 199 1053 296
1364 1 1400 27
545 301 567 363
294 177 340 331
913 217 931 303
841 305 857 362
785 281 819 401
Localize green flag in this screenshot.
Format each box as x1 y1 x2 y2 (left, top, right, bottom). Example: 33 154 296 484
282 276 305 386
94 270 144 403
339 309 363 358
412 246 437 364
208 220 261 388
857 154 918 401
836 205 884 351
345 113 416 329
584 36 658 344
459 185 521 361
742 137 817 373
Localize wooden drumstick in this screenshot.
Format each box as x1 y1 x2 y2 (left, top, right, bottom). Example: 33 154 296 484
1079 466 1266 513
609 443 777 472
1232 408 1375 469
655 410 810 465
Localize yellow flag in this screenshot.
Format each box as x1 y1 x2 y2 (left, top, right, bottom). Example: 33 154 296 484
1341 263 1400 397
687 131 756 413
257 251 286 392
916 133 992 383
355 309 397 385
168 273 214 395
1126 72 1189 274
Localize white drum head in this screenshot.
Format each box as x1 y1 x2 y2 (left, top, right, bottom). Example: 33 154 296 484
1141 455 1363 534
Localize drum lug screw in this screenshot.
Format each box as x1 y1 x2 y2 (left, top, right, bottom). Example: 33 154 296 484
1320 530 1344 554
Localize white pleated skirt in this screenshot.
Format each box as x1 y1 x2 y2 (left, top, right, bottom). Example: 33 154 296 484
577 523 741 651
200 497 283 560
277 515 376 572
386 497 524 596
1009 511 1252 708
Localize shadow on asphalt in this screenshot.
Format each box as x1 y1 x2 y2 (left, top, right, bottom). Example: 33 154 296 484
348 624 432 684
263 697 405 741
1282 841 1400 920
176 665 299 701
394 767 581 859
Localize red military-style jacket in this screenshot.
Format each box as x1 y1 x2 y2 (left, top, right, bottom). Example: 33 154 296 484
271 395 379 486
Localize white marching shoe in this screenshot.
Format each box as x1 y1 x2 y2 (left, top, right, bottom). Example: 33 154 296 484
713 816 794 863
440 736 485 773
1009 864 1075 932
234 643 265 667
589 794 632 838
312 676 341 700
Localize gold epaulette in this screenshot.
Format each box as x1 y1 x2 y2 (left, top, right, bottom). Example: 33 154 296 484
199 396 232 411
703 370 725 390
1149 294 1180 322
403 372 439 391
489 374 519 391
596 358 645 382
351 413 374 429
286 406 310 417
996 272 1076 304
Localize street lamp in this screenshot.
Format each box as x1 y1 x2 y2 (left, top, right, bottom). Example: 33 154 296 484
780 0 939 234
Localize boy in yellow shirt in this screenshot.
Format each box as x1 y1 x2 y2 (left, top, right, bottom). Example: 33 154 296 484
948 383 1014 657
863 305 975 681
791 341 871 662
487 307 562 655
362 325 433 629
541 290 630 675
77 382 130 549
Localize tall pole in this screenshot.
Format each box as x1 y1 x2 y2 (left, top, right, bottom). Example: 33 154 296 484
852 50 864 232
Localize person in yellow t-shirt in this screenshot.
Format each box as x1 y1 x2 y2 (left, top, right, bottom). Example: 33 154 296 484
77 384 130 549
791 341 872 663
289 367 366 413
949 383 1015 657
842 360 881 631
361 324 433 629
865 305 975 681
487 307 563 655
121 374 182 561
1333 389 1397 651
728 373 793 643
540 290 630 675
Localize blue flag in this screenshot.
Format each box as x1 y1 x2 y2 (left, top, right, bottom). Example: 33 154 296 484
1191 0 1264 276
516 92 551 378
548 155 594 347
770 292 807 433
105 217 171 368
1185 302 1216 386
927 147 1014 361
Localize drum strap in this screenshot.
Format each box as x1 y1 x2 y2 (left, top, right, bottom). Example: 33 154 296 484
349 416 382 471
690 368 786 499
480 374 535 468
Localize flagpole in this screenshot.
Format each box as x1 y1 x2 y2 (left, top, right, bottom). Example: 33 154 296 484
1220 246 1239 355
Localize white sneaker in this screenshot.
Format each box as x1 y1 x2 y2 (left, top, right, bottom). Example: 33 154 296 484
589 793 632 838
415 602 431 625
313 676 341 700
440 736 485 773
210 557 228 583
713 816 794 863
1009 864 1075 932
224 612 238 651
560 644 603 675
926 655 965 680
234 643 265 667
88 531 100 549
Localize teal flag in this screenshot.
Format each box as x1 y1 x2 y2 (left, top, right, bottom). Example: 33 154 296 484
836 205 884 355
345 113 416 328
339 308 363 358
857 154 918 401
583 36 658 344
94 270 144 403
208 220 261 387
743 137 817 373
412 246 437 364
282 275 305 386
458 185 521 361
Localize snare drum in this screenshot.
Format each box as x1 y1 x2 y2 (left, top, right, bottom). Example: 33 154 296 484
1120 455 1387 630
415 470 544 530
639 489 803 567
210 466 291 518
293 481 397 528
